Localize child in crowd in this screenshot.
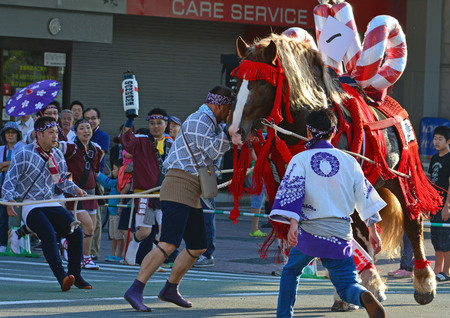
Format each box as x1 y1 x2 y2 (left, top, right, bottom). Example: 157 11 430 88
428 125 450 282
97 159 125 262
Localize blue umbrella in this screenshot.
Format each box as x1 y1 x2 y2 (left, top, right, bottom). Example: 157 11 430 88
5 80 60 117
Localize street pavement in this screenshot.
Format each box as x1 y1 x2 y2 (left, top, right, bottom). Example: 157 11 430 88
0 193 449 317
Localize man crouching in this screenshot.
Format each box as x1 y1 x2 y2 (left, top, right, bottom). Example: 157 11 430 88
3 116 91 291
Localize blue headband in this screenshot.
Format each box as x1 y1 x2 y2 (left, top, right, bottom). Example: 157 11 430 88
305 125 336 149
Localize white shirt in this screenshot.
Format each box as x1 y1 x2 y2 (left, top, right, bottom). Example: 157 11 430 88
16 117 34 143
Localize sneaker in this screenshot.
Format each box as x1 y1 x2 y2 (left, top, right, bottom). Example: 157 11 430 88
160 261 172 268
82 256 100 270
271 269 282 276
388 268 402 276
60 238 68 261
261 222 272 228
0 245 6 253
393 269 413 278
73 274 93 289
8 229 20 254
105 255 117 262
436 272 450 282
250 230 267 237
125 237 141 266
60 275 75 292
193 255 214 267
157 266 168 273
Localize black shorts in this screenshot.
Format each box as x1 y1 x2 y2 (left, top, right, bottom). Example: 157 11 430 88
159 201 207 250
430 211 450 252
118 207 136 232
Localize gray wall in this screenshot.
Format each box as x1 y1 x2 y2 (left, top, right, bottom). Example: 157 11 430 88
0 5 114 43
70 14 244 139
400 0 449 131
441 0 450 119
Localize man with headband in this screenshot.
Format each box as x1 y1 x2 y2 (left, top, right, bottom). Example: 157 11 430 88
3 116 91 291
123 85 234 312
121 108 174 266
270 109 387 318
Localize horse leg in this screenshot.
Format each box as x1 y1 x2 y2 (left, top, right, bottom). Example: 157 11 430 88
387 180 436 305
331 289 359 312
352 213 388 303
405 216 436 304
330 266 386 311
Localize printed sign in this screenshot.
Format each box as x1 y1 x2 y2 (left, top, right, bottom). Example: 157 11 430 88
419 117 450 172
352 239 372 273
44 53 66 67
318 16 355 63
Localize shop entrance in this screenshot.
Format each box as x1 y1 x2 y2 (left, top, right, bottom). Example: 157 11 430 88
0 38 71 126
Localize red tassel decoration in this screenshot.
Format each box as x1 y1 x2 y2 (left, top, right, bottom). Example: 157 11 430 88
259 220 290 262
231 60 279 86
228 143 251 223
251 129 275 195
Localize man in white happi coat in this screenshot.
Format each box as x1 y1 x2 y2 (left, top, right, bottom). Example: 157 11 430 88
271 109 387 318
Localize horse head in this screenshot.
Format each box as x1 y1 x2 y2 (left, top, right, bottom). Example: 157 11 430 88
227 36 278 146
227 33 345 146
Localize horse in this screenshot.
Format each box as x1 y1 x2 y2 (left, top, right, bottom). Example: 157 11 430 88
226 33 438 308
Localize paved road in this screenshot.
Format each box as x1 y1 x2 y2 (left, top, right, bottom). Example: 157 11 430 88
0 256 449 317
1 198 449 317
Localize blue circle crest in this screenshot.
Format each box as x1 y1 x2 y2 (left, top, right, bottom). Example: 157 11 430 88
310 152 339 177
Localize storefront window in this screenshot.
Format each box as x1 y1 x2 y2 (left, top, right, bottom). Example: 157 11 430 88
2 49 65 122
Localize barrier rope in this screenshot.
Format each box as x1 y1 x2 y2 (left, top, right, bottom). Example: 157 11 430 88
0 167 254 207
102 204 450 226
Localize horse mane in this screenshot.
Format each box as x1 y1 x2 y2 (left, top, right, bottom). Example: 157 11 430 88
250 33 347 110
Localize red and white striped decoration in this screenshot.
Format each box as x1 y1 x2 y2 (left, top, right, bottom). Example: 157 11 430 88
313 1 342 74
330 1 362 74
282 27 318 51
351 15 407 91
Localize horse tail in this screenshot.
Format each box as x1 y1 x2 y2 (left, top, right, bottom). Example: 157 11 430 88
377 187 404 258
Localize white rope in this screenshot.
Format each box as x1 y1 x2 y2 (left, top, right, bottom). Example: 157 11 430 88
69 199 81 234
0 167 254 207
0 193 159 207
261 119 410 179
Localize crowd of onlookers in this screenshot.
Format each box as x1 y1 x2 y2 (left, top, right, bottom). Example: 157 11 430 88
0 97 271 274
0 100 186 270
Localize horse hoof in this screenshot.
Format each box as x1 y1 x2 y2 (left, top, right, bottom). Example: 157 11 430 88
331 300 346 312
414 291 435 305
375 292 387 303
331 300 359 312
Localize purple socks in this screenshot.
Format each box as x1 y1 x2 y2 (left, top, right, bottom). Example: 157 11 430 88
124 279 152 312
158 280 192 308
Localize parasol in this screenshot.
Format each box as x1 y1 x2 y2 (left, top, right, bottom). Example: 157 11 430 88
5 80 60 117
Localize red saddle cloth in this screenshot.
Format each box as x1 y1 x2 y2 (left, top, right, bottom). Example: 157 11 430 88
229 85 442 225
338 84 442 220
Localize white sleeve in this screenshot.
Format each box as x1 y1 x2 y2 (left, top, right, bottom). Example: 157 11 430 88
354 163 387 221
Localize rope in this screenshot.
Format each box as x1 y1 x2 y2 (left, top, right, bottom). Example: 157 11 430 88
0 167 254 207
69 199 81 234
423 222 450 228
103 204 450 225
261 119 410 179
